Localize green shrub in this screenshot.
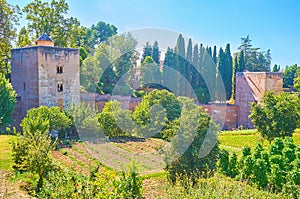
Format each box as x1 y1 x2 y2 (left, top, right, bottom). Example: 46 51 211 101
218 149 229 174
228 152 238 178
219 138 300 197
98 100 133 137
164 97 219 185
252 158 268 188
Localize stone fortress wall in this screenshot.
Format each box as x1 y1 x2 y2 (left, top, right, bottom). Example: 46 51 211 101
11 34 283 130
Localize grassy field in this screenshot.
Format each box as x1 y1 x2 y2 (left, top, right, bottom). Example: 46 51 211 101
219 129 300 155
0 135 16 170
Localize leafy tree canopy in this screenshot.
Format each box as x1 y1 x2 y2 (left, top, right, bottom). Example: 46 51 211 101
20 106 72 136
0 74 16 130
249 92 300 142
0 0 20 74
21 0 83 47
283 64 298 88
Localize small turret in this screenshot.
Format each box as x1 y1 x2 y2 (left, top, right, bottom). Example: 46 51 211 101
34 33 54 47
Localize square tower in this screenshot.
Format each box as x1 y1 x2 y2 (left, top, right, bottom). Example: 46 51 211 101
11 33 80 127
235 72 283 128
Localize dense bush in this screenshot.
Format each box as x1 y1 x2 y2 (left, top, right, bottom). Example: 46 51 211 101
98 100 133 137
218 137 300 198
132 89 181 138
164 97 219 184
0 74 16 131
250 92 300 141
12 119 57 191
38 161 143 199
21 106 72 138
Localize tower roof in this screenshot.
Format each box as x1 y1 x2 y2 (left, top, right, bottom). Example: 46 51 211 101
35 33 54 46
36 33 53 42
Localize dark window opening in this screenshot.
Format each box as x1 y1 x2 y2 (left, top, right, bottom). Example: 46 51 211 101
57 66 63 74
57 83 63 92
23 83 26 91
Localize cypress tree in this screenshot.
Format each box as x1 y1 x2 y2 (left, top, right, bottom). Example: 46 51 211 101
224 43 233 100
142 42 152 63
175 34 186 95
163 47 180 95
237 50 246 72
192 44 199 67
191 44 199 88
187 38 193 62
213 46 217 64
198 43 205 73
206 46 212 57
202 49 215 102
175 34 185 57
185 38 193 86
232 54 238 100
217 47 226 101
152 40 160 64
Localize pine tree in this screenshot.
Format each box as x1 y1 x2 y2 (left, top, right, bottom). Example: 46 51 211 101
152 41 160 64
238 35 252 67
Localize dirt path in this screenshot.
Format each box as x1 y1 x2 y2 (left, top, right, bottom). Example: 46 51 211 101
0 170 34 199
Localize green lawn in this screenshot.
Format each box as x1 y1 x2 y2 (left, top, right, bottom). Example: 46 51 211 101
0 135 16 170
219 129 300 155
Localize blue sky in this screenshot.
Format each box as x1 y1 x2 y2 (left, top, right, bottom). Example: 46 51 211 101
8 0 300 68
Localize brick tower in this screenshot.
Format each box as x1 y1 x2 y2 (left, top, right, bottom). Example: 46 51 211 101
11 33 80 128
235 72 283 128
